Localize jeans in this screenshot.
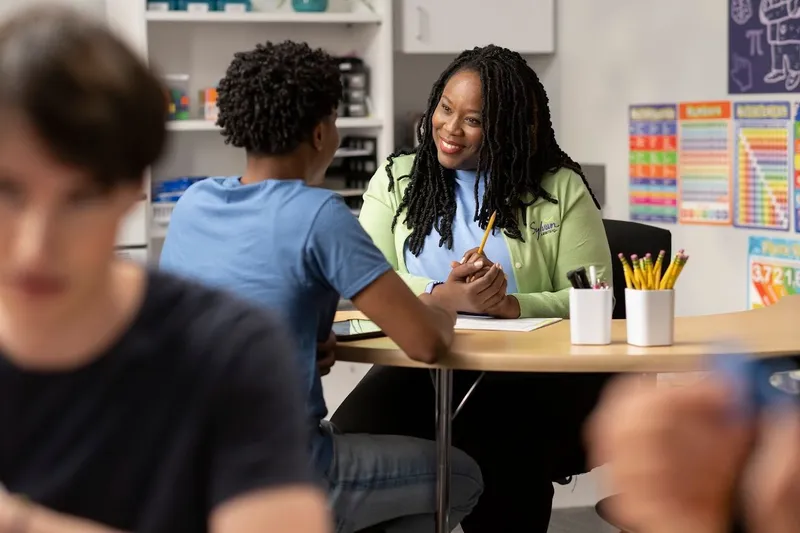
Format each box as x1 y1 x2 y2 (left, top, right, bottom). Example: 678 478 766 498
320 422 483 533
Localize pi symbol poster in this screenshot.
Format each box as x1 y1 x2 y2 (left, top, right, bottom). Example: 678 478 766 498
628 104 678 223
733 101 792 231
747 235 800 309
729 0 800 94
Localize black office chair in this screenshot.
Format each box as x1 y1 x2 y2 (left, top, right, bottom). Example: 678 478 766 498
602 219 672 319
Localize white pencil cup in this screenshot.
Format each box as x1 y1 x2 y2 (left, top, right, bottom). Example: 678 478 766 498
624 289 675 347
569 288 613 345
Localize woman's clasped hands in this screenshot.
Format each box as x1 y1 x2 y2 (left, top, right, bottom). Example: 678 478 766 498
430 247 520 318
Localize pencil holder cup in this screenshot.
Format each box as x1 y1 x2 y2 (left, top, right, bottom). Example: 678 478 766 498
569 288 613 345
624 289 675 347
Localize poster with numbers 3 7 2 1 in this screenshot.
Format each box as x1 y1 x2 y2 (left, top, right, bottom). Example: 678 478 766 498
747 236 800 309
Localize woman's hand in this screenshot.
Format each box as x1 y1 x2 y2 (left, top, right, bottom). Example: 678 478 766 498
460 247 492 282
457 248 520 319
430 260 507 315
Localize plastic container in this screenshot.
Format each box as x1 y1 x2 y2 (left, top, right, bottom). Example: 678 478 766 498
217 0 252 12
252 0 283 10
199 88 218 121
146 1 173 11
569 288 613 345
292 0 328 12
164 74 191 121
624 289 675 347
175 0 214 12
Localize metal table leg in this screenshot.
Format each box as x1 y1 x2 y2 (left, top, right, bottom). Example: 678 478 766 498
434 368 453 533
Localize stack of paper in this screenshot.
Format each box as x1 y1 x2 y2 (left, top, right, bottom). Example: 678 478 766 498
454 316 562 332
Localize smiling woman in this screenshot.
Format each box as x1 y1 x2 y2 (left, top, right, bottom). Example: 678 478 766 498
330 44 614 533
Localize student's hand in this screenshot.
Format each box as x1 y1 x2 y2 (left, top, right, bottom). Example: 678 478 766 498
588 377 752 533
430 260 507 314
316 331 336 376
741 408 800 533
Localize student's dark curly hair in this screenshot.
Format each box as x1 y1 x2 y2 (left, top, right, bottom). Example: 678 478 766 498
217 40 342 155
388 45 601 256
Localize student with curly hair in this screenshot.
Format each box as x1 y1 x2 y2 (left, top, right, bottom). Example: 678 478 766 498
160 41 483 532
331 45 613 532
0 7 331 533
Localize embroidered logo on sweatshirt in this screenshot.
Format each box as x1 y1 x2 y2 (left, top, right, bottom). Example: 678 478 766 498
530 220 559 239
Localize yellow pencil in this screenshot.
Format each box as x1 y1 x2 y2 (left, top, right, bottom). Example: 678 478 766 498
659 250 683 290
618 253 635 289
466 211 497 284
666 254 689 290
644 253 654 289
653 250 665 289
631 255 646 290
477 211 497 256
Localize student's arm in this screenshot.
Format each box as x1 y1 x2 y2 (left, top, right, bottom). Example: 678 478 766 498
0 490 122 533
207 311 331 533
512 174 612 319
307 197 458 364
359 162 434 295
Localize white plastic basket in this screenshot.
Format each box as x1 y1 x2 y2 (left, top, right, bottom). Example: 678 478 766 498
152 202 177 231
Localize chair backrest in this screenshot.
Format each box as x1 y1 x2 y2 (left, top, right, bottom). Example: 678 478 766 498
602 219 672 319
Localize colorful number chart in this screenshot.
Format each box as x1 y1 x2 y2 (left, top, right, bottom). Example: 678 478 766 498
794 103 800 234
747 236 800 309
677 101 732 224
629 104 678 223
733 101 792 231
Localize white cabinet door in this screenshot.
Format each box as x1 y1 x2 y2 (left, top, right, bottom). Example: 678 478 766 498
401 0 554 54
117 200 148 248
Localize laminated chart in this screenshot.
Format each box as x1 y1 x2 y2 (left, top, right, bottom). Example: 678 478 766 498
629 104 678 223
795 103 800 234
747 236 800 309
677 101 732 224
734 102 792 231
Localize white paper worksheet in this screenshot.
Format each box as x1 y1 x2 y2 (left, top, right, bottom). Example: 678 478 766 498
454 316 562 332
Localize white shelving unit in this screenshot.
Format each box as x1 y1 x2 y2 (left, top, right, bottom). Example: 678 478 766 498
106 0 394 260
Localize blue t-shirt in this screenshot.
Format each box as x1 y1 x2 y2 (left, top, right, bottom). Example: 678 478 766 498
404 169 518 293
160 177 391 473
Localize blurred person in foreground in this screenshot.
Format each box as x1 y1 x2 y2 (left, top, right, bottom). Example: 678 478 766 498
589 372 800 533
0 6 329 533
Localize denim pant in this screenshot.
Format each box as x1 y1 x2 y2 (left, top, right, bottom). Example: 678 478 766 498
321 422 483 533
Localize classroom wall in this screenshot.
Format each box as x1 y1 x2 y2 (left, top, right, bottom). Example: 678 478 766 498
392 53 561 148
556 0 778 318
0 0 105 17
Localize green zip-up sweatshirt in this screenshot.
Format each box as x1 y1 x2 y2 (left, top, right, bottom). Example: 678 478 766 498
359 154 612 319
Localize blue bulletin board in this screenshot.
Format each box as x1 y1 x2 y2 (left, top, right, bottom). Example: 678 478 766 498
729 0 800 94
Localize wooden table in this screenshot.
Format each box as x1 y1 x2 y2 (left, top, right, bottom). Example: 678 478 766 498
334 296 800 533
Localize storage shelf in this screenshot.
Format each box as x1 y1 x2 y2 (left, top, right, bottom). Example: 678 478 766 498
146 10 382 24
167 117 383 131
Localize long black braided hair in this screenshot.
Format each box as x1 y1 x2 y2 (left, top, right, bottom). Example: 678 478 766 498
388 45 601 257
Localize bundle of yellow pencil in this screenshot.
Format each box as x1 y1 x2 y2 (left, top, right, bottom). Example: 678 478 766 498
618 250 688 290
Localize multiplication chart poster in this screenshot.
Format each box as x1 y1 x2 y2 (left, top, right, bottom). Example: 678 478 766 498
677 101 732 225
795 103 800 234
747 236 800 309
629 104 678 223
734 101 792 231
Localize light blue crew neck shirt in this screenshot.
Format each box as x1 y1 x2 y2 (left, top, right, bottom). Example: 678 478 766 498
403 169 517 293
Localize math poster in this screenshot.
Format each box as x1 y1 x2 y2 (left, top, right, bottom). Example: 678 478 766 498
733 101 792 231
729 0 800 94
629 104 678 223
795 102 800 233
747 236 800 309
677 101 733 225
